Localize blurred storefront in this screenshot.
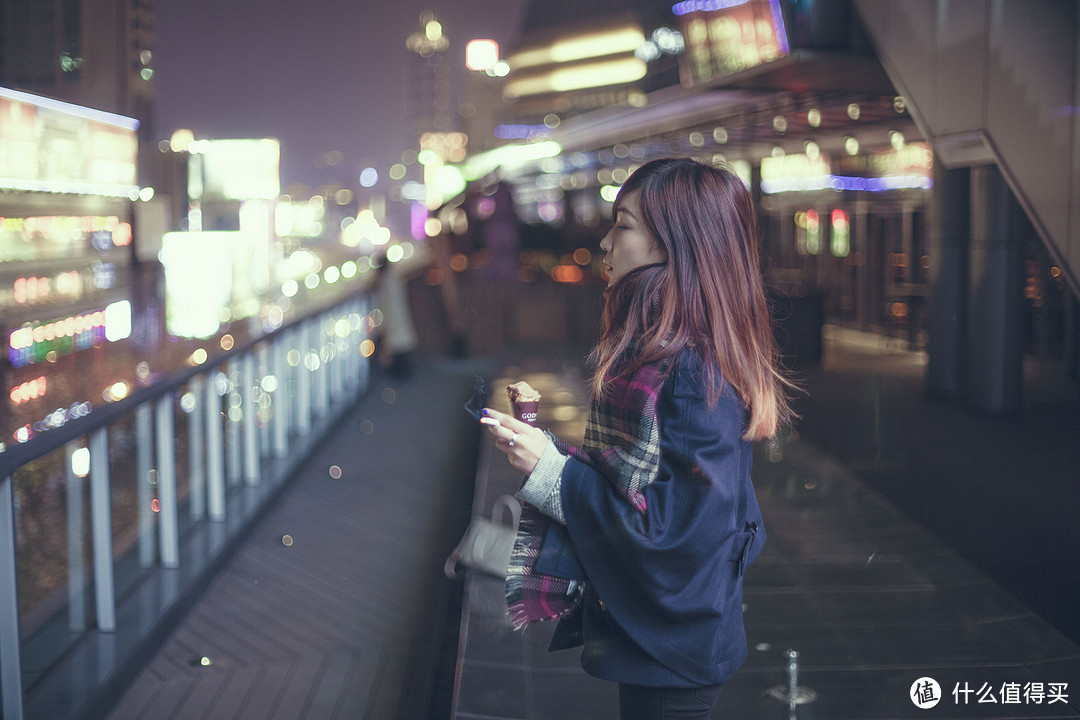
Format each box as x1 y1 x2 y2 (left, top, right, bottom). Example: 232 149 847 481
443 0 1077 382
0 87 140 447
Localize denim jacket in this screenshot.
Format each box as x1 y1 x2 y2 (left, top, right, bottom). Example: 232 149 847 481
519 350 765 687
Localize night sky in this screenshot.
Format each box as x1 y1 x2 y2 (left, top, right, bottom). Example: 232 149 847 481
153 0 529 190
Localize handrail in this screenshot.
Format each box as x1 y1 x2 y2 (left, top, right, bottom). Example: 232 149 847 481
1 288 375 720
0 287 370 479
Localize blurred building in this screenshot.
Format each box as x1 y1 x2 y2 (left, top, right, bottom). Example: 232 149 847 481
0 0 156 147
0 0 174 260
405 11 452 138
0 86 140 445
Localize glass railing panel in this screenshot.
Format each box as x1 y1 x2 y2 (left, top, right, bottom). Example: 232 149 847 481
14 442 92 684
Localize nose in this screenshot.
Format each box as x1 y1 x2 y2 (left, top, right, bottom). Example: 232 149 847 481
599 231 611 253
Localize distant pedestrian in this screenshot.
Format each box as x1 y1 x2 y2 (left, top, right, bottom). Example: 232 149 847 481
372 255 418 378
481 158 795 719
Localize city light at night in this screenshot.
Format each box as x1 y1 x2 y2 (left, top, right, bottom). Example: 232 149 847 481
0 4 1077 719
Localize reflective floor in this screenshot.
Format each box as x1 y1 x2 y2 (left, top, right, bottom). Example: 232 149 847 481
452 338 1080 719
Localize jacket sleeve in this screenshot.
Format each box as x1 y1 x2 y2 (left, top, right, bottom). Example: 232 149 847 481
516 435 569 524
557 352 764 684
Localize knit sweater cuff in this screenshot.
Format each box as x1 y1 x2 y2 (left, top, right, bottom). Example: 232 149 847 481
516 434 567 524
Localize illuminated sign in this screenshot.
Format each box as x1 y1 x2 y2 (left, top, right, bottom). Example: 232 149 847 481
0 87 138 196
762 153 832 183
795 209 821 255
10 376 47 405
0 215 130 263
763 143 934 194
831 208 850 257
189 139 281 202
504 57 647 99
836 142 934 177
275 199 326 239
508 26 645 70
466 40 500 71
673 0 789 86
10 272 81 305
7 300 132 368
504 25 648 99
160 229 264 339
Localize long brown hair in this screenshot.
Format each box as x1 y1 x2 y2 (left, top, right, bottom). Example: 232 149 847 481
589 157 794 440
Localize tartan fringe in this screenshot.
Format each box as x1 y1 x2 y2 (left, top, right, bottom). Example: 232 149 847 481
505 503 575 630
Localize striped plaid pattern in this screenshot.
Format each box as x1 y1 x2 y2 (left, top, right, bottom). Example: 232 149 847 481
506 361 668 629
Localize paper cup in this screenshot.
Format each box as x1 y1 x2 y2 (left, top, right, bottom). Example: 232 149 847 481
510 400 539 427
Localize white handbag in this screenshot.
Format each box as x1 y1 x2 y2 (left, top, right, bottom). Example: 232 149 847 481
444 494 521 579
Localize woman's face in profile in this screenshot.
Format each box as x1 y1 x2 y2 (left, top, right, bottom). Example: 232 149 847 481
599 191 665 287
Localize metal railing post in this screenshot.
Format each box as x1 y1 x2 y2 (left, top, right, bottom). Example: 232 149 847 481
343 308 355 393
155 394 179 569
188 377 206 521
226 364 242 486
356 297 369 395
273 337 289 458
242 353 260 486
89 427 116 632
358 298 370 393
135 404 156 567
1 474 25 720
297 322 312 437
206 370 225 522
314 316 329 419
257 343 271 458
65 443 86 632
330 318 344 402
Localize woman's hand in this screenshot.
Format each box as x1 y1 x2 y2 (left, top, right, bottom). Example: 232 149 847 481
481 407 550 475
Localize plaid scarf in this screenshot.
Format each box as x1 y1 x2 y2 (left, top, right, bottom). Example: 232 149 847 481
506 360 669 630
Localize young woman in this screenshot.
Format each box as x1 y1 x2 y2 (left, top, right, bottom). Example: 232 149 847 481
482 157 794 719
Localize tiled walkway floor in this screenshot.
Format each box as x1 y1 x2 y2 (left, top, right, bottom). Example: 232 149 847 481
452 345 1080 719
101 356 494 720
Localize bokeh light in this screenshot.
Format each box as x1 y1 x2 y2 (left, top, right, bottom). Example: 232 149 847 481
359 167 378 187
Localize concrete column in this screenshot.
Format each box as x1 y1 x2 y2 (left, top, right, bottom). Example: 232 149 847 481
925 165 971 399
966 164 1024 413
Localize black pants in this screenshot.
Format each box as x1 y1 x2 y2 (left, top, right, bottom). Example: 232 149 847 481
618 683 724 720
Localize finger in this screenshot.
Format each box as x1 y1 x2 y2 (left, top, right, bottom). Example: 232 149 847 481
495 434 518 451
487 422 517 446
481 408 528 432
481 407 509 423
